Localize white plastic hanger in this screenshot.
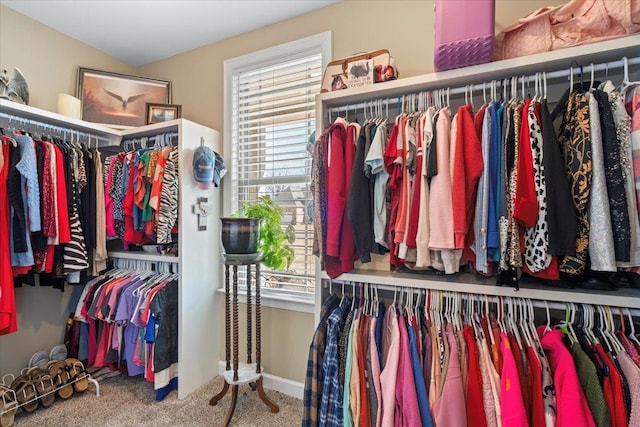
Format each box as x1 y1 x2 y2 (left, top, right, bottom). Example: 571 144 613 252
626 308 640 346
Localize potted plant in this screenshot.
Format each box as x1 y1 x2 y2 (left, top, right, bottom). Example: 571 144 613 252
220 195 295 270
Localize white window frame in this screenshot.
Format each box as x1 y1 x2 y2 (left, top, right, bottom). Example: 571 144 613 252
222 32 331 313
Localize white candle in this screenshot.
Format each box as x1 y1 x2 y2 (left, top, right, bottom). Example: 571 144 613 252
57 93 81 119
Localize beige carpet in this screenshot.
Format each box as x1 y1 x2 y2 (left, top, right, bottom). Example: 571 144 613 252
12 375 302 427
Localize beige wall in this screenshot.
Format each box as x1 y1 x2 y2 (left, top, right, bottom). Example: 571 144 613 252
1 0 551 385
0 5 136 113
138 0 548 132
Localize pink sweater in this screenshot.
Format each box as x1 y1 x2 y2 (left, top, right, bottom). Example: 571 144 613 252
540 329 596 427
428 109 454 250
433 325 467 427
500 332 528 427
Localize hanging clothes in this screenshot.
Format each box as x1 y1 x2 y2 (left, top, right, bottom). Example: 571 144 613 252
70 263 179 400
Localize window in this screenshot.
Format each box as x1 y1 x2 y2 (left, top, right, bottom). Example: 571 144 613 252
223 33 331 308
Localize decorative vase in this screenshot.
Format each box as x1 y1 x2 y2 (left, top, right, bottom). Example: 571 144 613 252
220 218 261 254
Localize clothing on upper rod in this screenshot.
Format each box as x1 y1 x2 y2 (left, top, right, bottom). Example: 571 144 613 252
102 136 179 247
313 55 640 292
305 283 640 427
1 126 109 335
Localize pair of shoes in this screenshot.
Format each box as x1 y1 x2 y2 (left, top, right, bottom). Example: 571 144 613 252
64 359 89 393
47 358 89 398
27 345 68 371
0 386 17 427
47 361 73 400
24 368 55 408
7 371 38 413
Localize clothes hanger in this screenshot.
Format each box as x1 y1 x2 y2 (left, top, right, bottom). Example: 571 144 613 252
625 308 640 346
455 292 464 332
507 297 524 350
543 300 552 334
373 285 379 318
604 306 624 354
414 289 422 329
586 304 600 346
424 289 432 326
596 305 614 353
351 282 357 312
619 56 630 93
557 302 578 344
518 298 533 348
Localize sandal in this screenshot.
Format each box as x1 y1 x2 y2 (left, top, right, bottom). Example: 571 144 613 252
65 358 89 393
0 386 17 427
48 360 73 400
10 374 38 413
26 368 55 408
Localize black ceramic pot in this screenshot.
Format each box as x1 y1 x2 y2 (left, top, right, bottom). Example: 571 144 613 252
220 218 261 254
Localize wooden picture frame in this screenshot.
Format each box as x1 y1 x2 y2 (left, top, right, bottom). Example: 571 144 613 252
146 103 182 124
76 67 171 127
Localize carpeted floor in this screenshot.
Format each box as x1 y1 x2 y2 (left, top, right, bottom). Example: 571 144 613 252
11 375 302 427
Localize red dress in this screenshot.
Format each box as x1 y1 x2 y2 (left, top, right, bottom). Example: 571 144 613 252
0 137 17 334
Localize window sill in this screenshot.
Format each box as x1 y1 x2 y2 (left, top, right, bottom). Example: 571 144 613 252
216 288 314 314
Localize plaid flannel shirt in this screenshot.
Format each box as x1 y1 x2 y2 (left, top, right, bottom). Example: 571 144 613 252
303 294 340 427
319 304 346 426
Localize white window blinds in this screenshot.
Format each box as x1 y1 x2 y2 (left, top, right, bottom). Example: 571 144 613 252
229 48 322 296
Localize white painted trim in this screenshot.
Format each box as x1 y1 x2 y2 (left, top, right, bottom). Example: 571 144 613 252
216 287 314 314
221 32 332 310
223 31 332 217
224 31 332 73
217 361 304 399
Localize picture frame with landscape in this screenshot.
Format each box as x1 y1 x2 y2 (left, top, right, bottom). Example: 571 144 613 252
76 67 171 127
146 103 182 124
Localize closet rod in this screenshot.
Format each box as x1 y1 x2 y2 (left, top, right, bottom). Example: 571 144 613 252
326 55 640 115
0 112 111 145
323 280 640 317
121 132 179 150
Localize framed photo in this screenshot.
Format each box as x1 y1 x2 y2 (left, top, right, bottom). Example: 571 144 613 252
146 103 182 124
76 67 171 127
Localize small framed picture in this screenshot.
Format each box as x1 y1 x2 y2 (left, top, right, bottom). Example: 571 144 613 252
146 103 182 124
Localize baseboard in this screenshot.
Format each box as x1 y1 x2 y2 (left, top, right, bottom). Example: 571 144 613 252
217 361 304 399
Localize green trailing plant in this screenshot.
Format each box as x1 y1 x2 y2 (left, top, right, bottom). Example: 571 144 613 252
235 195 295 270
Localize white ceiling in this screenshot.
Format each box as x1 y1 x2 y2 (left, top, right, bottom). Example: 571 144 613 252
1 0 338 67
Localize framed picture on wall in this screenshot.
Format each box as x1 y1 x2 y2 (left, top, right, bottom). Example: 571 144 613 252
76 67 171 127
146 103 182 124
